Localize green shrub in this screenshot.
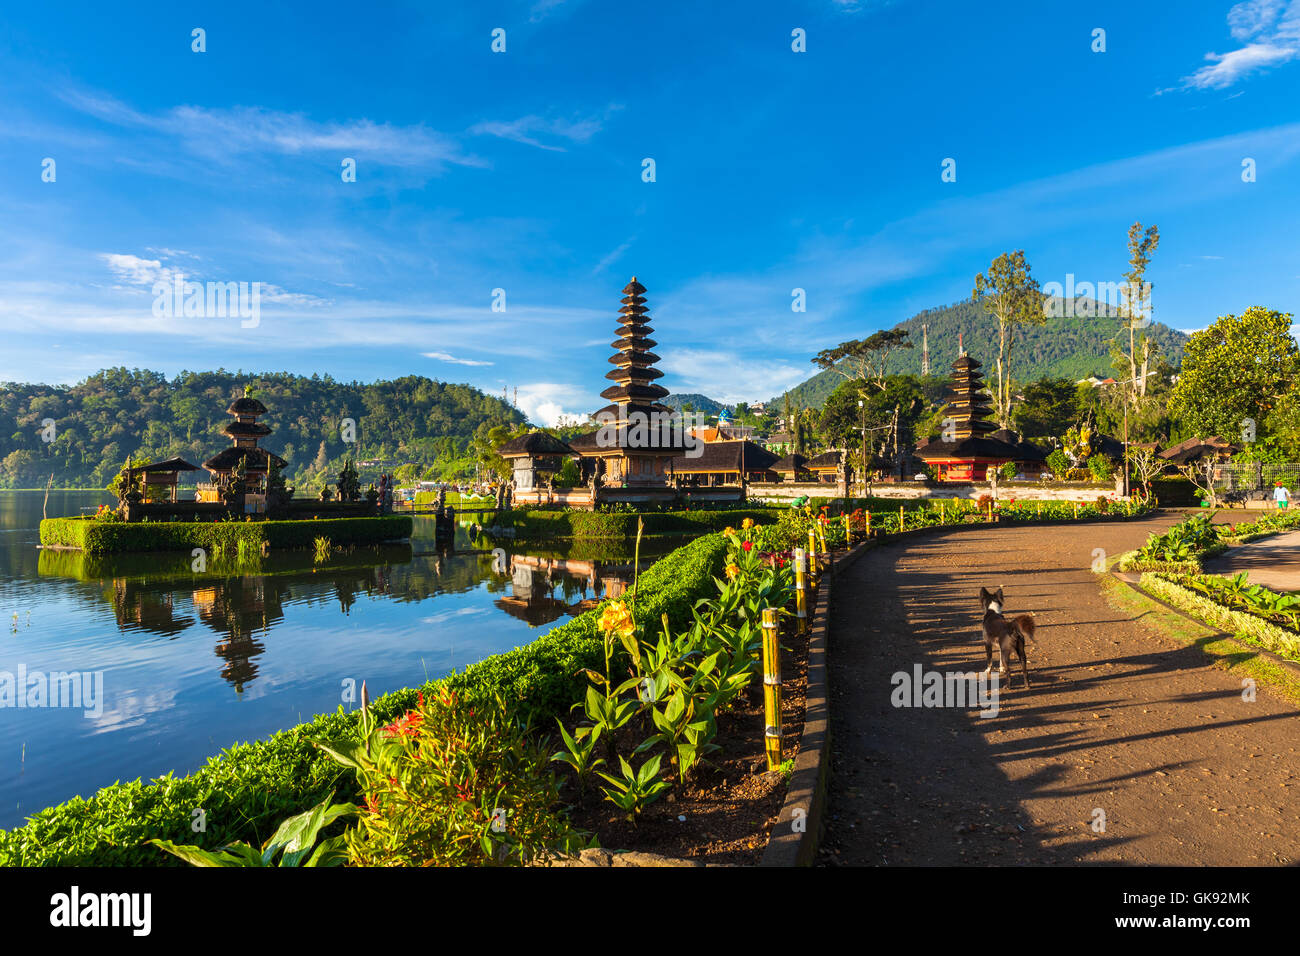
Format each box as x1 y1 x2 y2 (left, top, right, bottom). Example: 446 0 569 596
1046 448 1070 477
39 516 412 555
499 508 780 539
1087 454 1114 482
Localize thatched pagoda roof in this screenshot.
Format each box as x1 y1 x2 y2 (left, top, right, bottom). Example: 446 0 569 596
914 436 1020 461
771 453 809 473
203 446 287 473
497 431 575 458
227 397 268 416
806 450 844 471
989 429 1048 462
136 457 201 473
222 421 273 439
670 440 779 475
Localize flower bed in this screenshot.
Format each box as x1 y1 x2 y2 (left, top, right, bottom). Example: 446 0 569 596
1139 573 1300 661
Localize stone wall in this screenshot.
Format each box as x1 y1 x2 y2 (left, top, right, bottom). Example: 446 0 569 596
749 479 1130 503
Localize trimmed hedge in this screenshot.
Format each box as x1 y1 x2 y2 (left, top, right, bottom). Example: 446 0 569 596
500 508 781 539
1139 573 1300 661
0 533 729 867
39 515 413 555
1117 542 1227 575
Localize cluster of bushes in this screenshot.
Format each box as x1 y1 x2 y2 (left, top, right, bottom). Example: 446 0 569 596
1118 512 1224 573
0 533 730 866
499 508 782 540
38 515 413 555
1140 573 1300 662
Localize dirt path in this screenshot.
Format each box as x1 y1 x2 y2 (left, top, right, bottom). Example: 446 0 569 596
1202 528 1300 593
819 514 1300 866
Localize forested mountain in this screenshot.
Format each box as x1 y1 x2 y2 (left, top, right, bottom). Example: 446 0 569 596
662 393 729 416
776 298 1189 409
0 368 524 489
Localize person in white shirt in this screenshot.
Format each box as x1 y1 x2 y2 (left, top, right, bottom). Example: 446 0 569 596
1274 482 1290 511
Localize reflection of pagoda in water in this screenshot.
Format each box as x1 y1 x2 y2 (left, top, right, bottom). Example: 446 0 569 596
192 579 284 693
493 555 637 627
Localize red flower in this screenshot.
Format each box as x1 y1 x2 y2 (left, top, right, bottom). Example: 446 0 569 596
742 540 753 552
381 711 425 738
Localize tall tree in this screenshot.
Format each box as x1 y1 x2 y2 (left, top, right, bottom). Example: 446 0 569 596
1012 377 1080 442
972 251 1046 427
1168 306 1298 440
1115 222 1160 405
812 330 912 389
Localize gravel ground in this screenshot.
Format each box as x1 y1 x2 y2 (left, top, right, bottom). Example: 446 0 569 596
819 514 1300 866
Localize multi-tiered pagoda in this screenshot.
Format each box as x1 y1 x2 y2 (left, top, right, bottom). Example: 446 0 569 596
201 394 287 496
572 277 683 489
915 353 1020 481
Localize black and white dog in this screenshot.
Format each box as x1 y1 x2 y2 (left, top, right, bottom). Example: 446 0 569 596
979 587 1036 689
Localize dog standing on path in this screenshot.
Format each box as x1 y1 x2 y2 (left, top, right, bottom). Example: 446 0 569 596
979 586 1036 688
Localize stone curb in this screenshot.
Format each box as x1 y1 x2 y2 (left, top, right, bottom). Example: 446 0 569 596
760 537 873 867
1111 571 1300 679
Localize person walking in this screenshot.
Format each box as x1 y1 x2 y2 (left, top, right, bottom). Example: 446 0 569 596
1274 481 1290 511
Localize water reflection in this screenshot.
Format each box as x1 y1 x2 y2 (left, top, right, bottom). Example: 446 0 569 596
34 542 663 692
0 489 679 825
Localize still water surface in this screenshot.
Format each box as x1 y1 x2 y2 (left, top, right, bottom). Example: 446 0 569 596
0 490 662 829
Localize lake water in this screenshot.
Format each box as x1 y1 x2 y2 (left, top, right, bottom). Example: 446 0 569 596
0 490 666 830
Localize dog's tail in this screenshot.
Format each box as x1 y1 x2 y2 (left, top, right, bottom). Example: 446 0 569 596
1012 614 1036 647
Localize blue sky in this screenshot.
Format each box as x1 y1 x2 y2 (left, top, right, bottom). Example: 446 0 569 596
1 0 1298 424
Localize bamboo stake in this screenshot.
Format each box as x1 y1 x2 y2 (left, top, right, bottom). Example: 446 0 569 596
794 547 808 635
843 511 851 545
761 607 782 771
866 510 872 536
807 529 819 582
899 504 905 531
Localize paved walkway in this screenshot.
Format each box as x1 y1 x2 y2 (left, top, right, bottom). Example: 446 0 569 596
1202 527 1300 592
820 514 1300 865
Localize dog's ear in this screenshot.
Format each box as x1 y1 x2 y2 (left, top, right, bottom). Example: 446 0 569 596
979 586 991 601
996 587 1005 603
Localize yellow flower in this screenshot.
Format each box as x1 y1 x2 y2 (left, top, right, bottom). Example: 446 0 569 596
725 563 740 580
598 600 635 639
724 526 736 536
741 517 754 530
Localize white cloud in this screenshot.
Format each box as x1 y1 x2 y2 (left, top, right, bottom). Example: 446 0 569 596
98 253 168 286
663 349 807 405
1183 42 1298 89
421 350 494 367
514 383 597 426
62 90 485 170
1176 0 1300 89
469 110 616 151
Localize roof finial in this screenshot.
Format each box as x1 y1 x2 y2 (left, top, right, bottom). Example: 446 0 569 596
958 331 965 356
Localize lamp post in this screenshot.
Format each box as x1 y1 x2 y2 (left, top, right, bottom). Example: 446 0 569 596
859 398 867 497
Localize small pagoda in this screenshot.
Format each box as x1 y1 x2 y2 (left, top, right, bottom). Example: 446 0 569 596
915 353 1018 481
200 393 287 501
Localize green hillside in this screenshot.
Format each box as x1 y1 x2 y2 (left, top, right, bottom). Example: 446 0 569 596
776 298 1188 409
0 368 525 489
662 393 729 416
